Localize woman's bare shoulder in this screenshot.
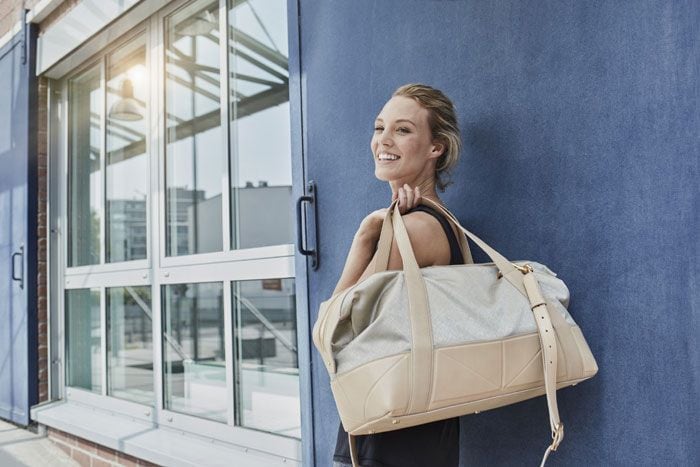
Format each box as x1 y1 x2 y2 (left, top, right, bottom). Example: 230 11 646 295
386 210 452 269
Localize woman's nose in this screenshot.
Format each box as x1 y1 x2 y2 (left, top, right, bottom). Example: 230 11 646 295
379 129 393 146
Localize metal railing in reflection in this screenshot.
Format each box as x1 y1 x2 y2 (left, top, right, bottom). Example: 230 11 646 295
124 285 192 363
124 285 296 362
232 290 297 355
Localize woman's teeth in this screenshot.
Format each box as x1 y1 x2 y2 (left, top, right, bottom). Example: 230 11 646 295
378 153 400 160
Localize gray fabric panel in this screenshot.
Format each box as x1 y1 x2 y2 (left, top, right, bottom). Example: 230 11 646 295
333 261 576 375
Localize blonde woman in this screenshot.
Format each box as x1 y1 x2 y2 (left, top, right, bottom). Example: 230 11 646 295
331 83 470 467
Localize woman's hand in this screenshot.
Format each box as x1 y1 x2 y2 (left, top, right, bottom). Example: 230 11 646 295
333 184 422 295
393 183 422 215
356 184 423 242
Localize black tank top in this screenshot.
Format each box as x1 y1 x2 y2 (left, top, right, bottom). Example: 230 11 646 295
332 204 463 467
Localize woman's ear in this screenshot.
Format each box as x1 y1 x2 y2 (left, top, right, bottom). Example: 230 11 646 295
429 141 445 159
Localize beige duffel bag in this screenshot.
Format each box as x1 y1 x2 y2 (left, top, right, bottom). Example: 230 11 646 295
313 199 598 466
312 198 598 467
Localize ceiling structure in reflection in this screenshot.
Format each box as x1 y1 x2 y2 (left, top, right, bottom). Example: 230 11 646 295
104 0 289 164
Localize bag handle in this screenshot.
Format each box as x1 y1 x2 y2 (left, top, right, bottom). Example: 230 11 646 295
374 199 475 272
386 198 565 466
375 198 524 287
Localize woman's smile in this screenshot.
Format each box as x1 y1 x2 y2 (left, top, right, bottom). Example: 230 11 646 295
376 151 402 163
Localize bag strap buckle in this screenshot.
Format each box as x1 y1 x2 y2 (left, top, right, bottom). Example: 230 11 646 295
539 423 565 467
497 262 533 279
550 422 564 451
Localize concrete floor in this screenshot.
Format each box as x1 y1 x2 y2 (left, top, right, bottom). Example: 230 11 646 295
0 419 77 467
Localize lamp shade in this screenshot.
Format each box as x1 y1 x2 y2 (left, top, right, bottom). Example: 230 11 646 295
109 78 143 121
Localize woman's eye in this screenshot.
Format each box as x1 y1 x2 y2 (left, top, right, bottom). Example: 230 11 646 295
397 127 410 134
374 126 384 132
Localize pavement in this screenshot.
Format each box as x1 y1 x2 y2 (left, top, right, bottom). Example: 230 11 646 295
0 419 78 467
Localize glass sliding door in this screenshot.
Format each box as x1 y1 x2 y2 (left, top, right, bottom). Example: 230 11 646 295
228 0 293 249
233 278 299 437
165 0 224 257
106 35 148 263
68 65 102 267
162 282 226 422
57 0 302 459
64 30 152 407
107 286 154 405
65 288 101 393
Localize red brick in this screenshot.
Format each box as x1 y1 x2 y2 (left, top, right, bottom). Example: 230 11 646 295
116 453 139 467
91 458 111 467
93 443 117 462
75 437 98 454
72 448 91 466
50 429 77 446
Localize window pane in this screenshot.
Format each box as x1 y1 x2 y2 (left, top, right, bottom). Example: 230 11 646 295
66 288 101 392
163 282 225 422
106 35 148 262
165 0 223 256
233 278 299 437
68 65 101 266
107 286 153 405
228 0 293 249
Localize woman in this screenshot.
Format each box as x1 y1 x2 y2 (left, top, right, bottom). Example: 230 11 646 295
331 83 470 467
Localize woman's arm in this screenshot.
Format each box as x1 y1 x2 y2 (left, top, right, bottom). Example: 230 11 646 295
331 216 383 296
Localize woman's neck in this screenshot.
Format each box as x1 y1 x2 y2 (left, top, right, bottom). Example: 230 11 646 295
390 176 444 207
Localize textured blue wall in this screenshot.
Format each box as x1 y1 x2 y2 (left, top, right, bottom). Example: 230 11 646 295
300 1 698 465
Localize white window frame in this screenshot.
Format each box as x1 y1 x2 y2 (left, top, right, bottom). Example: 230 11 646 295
45 0 302 462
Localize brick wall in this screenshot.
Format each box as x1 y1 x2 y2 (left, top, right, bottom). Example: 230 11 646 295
37 75 48 403
48 428 160 467
0 0 85 40
0 0 43 39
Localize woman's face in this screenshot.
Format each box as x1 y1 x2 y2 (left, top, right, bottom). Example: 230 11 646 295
371 95 444 187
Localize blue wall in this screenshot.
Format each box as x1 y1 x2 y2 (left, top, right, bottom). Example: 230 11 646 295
0 25 38 426
301 1 698 465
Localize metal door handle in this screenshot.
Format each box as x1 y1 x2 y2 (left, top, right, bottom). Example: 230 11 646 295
12 244 24 290
296 180 319 269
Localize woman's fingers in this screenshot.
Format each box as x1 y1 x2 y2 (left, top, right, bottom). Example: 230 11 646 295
404 184 414 208
398 187 407 213
397 184 422 213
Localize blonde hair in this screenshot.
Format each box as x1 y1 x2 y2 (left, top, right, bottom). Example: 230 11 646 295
392 83 461 192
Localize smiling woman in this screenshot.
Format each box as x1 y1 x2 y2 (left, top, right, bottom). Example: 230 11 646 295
330 84 471 467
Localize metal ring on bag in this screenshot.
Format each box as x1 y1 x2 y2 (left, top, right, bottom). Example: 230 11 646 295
496 262 533 278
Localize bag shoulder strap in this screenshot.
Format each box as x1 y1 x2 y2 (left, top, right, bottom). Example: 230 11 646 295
406 204 464 265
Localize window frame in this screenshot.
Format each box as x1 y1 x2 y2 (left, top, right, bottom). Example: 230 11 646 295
47 0 302 461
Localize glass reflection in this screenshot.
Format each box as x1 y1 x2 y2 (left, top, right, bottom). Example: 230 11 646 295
165 0 223 256
68 65 101 266
106 35 148 262
233 278 299 437
163 282 226 422
107 286 153 405
228 0 293 249
66 288 101 393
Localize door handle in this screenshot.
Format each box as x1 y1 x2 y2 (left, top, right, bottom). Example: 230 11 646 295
296 180 319 270
12 244 24 290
